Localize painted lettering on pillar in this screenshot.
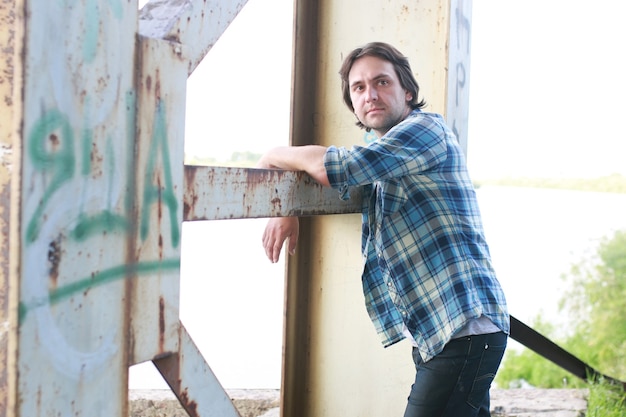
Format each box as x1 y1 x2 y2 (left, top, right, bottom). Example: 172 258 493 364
26 110 76 242
20 92 181 379
141 100 180 247
23 98 181 316
449 0 472 147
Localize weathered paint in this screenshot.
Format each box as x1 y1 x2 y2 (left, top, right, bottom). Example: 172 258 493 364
17 0 137 415
139 0 248 75
0 0 19 415
153 324 242 417
183 166 362 221
3 0 253 416
446 0 473 153
128 34 188 367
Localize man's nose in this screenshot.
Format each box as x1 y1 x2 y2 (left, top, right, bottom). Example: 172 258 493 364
365 86 378 101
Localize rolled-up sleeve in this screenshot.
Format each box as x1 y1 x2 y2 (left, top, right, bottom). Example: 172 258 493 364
324 145 352 200
323 111 449 201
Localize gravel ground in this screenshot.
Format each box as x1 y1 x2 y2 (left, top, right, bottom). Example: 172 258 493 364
129 388 587 417
129 389 279 417
491 389 587 417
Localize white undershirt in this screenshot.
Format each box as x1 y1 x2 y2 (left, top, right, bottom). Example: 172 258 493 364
402 315 501 347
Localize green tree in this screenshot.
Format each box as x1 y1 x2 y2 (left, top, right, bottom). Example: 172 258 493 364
560 230 626 382
495 317 586 388
496 230 626 388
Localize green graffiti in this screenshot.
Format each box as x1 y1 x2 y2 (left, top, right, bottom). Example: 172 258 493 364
23 94 184 326
18 258 180 323
125 91 137 217
70 211 129 241
83 0 100 63
108 0 123 19
140 101 180 247
27 93 181 247
81 127 93 176
82 0 124 62
26 110 76 242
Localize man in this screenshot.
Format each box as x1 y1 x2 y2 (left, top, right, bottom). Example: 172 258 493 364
257 42 509 417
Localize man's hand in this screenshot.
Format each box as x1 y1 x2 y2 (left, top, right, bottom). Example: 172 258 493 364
262 217 299 263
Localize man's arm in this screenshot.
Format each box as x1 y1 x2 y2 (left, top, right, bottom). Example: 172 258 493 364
257 145 330 263
256 145 330 187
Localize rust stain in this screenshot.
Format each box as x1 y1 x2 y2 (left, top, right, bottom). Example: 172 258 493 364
49 133 60 151
153 353 202 416
156 172 164 255
146 75 152 92
47 236 62 291
183 200 192 219
90 142 103 178
154 69 161 100
271 197 282 212
183 165 199 185
163 33 180 44
178 389 199 417
158 296 165 353
157 175 163 221
183 166 199 220
245 167 286 185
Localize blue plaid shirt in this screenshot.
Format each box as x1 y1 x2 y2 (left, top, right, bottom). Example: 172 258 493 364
324 110 509 362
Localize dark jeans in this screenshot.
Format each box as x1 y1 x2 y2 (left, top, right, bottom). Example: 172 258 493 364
403 332 507 417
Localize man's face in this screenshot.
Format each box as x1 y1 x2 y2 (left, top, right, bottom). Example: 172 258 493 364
348 55 413 137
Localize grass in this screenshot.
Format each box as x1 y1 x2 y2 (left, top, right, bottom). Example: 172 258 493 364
586 380 626 417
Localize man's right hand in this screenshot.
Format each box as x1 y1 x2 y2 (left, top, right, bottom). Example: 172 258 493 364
262 217 300 263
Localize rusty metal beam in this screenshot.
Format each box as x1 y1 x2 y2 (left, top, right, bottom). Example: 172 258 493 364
139 0 249 75
153 322 241 417
183 166 362 221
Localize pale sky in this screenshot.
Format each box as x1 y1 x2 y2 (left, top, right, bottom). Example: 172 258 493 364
467 0 626 179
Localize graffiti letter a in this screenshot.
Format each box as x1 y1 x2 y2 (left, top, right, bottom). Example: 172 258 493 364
140 101 180 248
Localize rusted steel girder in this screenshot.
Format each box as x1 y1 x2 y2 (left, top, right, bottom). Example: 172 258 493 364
139 0 248 75
183 166 363 221
153 323 241 417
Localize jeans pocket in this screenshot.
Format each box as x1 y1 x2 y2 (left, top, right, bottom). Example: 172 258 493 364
466 334 507 409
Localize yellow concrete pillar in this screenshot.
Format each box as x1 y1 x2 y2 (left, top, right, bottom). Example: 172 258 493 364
284 1 472 415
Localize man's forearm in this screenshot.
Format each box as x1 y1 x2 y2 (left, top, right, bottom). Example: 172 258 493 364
257 145 330 186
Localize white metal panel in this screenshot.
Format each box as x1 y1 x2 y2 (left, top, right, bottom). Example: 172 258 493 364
17 0 138 415
128 34 188 366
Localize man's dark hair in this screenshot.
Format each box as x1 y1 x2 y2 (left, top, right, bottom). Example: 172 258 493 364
339 42 427 130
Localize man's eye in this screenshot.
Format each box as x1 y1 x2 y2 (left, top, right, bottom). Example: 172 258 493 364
378 79 389 86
